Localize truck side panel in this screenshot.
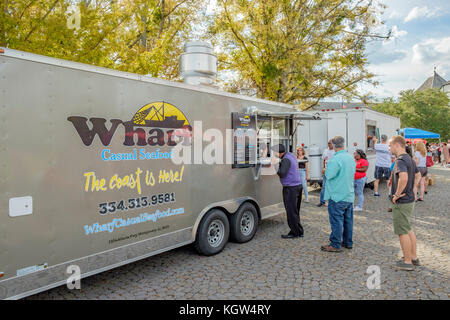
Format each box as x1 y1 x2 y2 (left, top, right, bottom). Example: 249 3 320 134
0 52 286 299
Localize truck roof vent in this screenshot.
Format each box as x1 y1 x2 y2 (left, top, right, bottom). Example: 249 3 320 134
179 41 217 87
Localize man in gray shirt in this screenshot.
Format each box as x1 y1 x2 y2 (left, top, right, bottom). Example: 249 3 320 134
389 136 421 271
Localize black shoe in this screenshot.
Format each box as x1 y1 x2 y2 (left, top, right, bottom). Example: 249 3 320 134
281 234 300 239
316 203 326 207
341 241 352 249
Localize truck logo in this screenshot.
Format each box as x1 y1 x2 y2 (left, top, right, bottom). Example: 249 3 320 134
238 115 251 126
68 101 191 147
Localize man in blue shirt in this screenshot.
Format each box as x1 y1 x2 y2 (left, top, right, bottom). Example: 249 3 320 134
320 136 356 252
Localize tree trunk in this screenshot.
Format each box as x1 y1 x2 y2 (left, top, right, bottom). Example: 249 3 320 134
1 0 8 47
159 0 165 36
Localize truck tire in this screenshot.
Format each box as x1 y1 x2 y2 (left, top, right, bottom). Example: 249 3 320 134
195 209 230 256
230 202 259 243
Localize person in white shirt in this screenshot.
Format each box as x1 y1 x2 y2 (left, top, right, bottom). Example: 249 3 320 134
373 134 393 197
317 140 336 207
413 142 427 201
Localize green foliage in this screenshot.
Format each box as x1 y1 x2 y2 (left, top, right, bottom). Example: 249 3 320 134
1 0 205 80
209 0 388 108
373 89 450 140
1 0 389 105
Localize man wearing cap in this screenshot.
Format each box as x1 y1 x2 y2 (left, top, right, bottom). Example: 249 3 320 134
271 144 304 239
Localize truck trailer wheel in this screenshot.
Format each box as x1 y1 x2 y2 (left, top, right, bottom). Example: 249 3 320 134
230 202 259 243
195 209 230 256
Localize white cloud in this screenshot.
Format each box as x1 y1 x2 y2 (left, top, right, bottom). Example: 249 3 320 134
363 37 450 99
388 10 401 19
412 37 450 65
404 6 441 22
383 25 407 45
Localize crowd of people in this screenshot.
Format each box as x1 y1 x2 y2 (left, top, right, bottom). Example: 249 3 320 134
270 134 448 271
427 141 450 167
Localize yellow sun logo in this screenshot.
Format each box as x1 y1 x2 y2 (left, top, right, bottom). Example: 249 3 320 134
132 101 189 128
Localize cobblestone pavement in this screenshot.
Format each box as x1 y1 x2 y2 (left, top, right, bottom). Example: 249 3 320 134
28 167 450 300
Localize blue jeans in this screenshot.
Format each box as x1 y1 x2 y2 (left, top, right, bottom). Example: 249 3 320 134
354 177 367 208
320 175 327 204
298 169 309 201
328 200 354 249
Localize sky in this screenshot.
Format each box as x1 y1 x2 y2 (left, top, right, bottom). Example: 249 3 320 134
362 0 450 99
203 0 450 101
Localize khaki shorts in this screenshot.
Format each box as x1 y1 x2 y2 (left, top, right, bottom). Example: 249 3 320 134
392 202 415 235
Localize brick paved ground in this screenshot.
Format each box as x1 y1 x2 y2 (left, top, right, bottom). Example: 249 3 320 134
28 166 449 300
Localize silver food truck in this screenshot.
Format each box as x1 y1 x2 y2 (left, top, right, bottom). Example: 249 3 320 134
297 108 401 186
0 43 319 299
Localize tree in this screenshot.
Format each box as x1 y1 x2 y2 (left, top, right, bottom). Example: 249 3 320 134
373 89 450 140
0 0 205 79
208 0 389 109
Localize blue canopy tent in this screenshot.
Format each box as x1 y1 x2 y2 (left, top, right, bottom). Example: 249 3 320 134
399 128 440 139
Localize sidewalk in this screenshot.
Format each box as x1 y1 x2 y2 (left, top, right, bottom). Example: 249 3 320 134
28 167 449 300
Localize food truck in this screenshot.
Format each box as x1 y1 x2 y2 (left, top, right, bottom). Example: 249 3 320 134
297 108 401 185
0 43 319 299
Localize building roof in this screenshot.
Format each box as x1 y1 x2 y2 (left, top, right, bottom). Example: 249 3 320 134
310 101 367 110
416 71 447 91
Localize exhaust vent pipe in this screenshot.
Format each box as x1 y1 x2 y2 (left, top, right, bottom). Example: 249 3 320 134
179 41 217 87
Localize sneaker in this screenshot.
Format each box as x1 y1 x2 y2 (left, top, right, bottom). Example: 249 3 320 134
305 199 310 203
320 245 342 252
354 206 363 211
395 261 414 271
316 203 326 207
401 257 420 266
374 193 380 197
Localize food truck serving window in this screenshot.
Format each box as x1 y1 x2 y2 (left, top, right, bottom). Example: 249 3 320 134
256 116 290 159
365 120 380 153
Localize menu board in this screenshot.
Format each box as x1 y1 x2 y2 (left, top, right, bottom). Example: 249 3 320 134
232 112 257 168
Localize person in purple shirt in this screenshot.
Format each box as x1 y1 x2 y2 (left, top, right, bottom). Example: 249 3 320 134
271 144 304 239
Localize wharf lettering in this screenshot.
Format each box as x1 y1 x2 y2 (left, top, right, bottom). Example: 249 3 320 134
68 101 191 147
